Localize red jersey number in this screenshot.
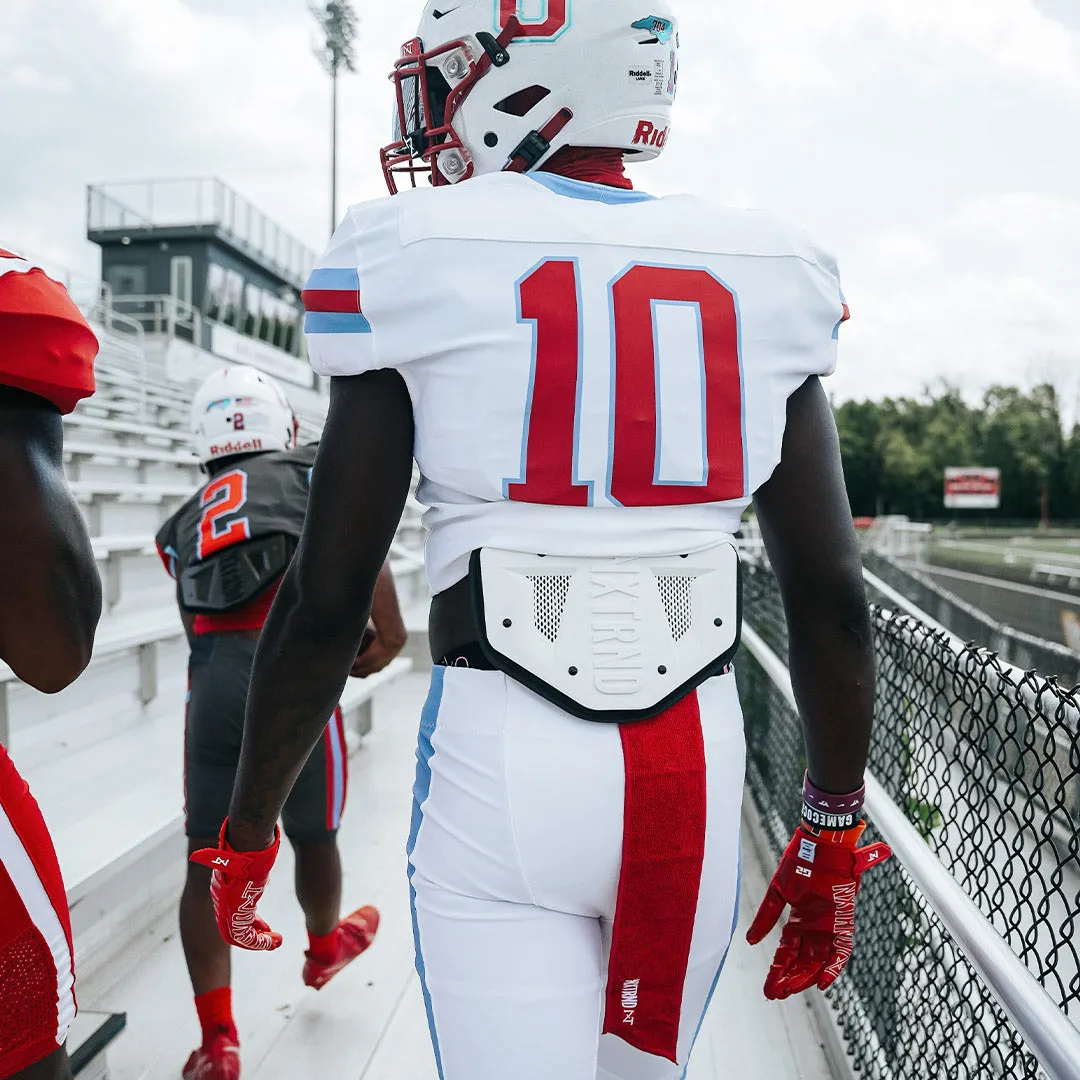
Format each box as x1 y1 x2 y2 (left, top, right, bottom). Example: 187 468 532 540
498 0 569 39
197 470 251 559
508 259 746 509
506 260 590 507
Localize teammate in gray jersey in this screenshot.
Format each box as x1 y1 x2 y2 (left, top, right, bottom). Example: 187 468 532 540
157 365 407 1080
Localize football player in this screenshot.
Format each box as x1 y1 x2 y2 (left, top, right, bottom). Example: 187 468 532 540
0 249 101 1080
158 365 406 1080
197 3 891 1078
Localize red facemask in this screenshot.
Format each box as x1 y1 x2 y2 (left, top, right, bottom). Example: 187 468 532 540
382 21 521 195
382 16 633 195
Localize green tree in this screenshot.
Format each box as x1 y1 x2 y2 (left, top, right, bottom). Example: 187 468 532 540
875 406 935 518
835 398 883 515
978 384 1064 520
311 1 360 237
856 388 979 518
1063 424 1080 516
832 382 1072 523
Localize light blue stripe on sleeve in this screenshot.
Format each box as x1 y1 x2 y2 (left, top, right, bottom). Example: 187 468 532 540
305 311 372 335
306 266 361 291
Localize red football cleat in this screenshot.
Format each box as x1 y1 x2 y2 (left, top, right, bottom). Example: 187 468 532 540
302 905 380 990
182 1029 241 1080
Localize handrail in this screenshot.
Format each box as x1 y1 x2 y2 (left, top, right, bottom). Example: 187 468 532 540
863 567 1080 730
740 621 1080 1080
108 293 203 344
862 567 1025 677
87 179 316 285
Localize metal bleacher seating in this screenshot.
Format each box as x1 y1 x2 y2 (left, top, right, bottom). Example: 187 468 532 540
0 323 425 1075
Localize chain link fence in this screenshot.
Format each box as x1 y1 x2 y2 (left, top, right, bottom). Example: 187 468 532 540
739 561 1080 1079
863 552 1080 685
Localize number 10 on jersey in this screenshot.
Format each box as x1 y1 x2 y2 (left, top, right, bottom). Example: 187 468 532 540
506 260 746 508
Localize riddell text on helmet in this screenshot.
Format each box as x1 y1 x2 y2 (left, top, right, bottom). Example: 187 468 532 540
632 121 669 148
210 438 264 456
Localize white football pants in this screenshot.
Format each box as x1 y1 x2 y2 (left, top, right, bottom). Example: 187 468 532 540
407 665 745 1080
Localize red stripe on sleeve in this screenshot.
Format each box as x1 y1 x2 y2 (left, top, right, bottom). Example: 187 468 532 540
841 303 851 323
301 288 361 315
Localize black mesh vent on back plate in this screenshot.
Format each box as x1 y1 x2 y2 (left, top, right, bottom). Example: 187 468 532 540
658 575 694 641
529 574 572 643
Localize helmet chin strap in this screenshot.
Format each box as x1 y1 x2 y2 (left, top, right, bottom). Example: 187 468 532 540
428 15 520 188
504 108 575 174
446 14 575 178
473 16 518 77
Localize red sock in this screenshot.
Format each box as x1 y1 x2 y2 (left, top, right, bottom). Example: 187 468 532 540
194 987 236 1044
307 928 338 962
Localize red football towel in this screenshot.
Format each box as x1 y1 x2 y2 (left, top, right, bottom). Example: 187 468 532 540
603 692 708 1063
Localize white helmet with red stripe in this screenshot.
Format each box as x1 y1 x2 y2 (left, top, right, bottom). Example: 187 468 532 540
190 365 298 465
381 0 680 193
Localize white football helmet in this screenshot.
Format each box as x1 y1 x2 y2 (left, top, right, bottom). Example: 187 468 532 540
190 365 299 465
382 1 680 193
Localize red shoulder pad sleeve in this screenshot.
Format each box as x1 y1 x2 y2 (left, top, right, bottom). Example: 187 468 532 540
0 252 98 414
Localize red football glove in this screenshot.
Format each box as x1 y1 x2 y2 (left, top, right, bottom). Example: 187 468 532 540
190 821 283 952
746 822 891 999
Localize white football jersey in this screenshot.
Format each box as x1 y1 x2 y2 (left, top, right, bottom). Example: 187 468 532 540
304 173 848 593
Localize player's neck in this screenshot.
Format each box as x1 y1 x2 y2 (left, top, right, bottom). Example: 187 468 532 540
539 147 633 190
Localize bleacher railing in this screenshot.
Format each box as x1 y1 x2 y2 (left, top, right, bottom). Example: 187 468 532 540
739 556 1080 1080
87 179 316 288
109 293 204 346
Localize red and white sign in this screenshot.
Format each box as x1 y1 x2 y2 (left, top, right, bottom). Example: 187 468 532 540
944 467 1001 510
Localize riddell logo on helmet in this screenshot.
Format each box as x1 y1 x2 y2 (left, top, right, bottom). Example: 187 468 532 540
632 120 668 148
209 438 264 457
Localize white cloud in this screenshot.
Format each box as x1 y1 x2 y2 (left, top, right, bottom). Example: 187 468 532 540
874 0 1080 92
834 192 1080 408
0 0 1077 415
7 65 71 93
868 233 940 275
684 0 1080 107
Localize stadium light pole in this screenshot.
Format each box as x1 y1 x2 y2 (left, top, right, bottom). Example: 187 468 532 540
311 1 359 239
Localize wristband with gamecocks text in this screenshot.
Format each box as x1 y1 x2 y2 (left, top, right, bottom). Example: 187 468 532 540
802 771 865 831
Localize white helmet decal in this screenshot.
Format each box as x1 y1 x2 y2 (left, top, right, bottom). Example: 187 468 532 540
382 0 680 193
189 365 299 465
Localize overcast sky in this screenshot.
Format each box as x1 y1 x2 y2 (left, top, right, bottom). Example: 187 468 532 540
2 0 1078 413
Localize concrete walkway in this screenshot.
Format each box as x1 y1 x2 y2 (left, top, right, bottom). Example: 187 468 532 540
80 671 835 1080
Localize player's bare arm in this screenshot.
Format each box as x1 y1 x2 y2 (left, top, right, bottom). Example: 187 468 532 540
747 375 888 1002
753 375 874 794
350 562 408 678
227 370 415 852
0 385 101 692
